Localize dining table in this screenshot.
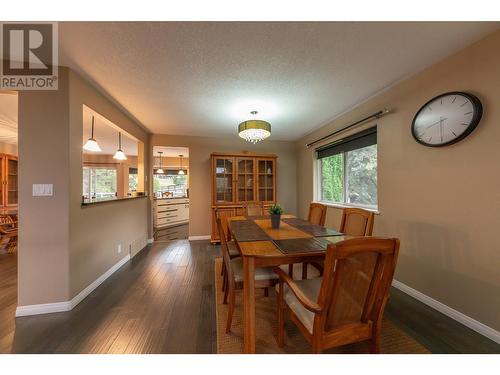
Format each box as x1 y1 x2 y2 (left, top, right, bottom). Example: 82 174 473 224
227 214 351 354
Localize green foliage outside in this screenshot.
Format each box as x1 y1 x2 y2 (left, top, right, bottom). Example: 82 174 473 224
320 144 377 207
320 153 344 202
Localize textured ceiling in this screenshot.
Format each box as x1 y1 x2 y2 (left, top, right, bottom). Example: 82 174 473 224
59 22 499 141
0 93 17 145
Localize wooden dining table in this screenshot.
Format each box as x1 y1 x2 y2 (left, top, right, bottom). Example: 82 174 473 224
227 214 351 354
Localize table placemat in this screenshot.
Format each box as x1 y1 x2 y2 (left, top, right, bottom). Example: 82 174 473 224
229 220 271 242
282 218 343 237
273 237 333 255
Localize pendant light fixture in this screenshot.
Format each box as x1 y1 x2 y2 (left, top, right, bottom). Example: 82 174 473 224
238 110 271 144
178 154 185 175
156 151 164 174
83 115 102 152
113 132 127 160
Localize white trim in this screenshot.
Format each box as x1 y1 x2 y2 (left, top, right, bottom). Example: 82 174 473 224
392 279 500 344
147 238 154 244
70 254 130 308
316 200 380 214
188 235 211 241
15 301 72 317
16 254 131 317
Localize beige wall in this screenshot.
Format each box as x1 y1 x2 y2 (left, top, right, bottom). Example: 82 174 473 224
68 70 151 299
151 134 297 237
296 30 500 331
18 67 71 305
17 67 152 307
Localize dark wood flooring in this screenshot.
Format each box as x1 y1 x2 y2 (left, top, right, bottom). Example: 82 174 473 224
0 242 498 354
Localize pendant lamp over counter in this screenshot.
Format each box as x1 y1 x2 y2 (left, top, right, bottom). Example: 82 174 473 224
83 115 102 152
157 151 164 174
113 132 127 161
178 155 185 175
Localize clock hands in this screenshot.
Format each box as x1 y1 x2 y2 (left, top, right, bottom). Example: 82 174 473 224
425 118 448 129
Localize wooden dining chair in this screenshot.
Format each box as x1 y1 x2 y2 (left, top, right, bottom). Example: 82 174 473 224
299 203 328 278
244 202 264 217
276 236 400 353
340 207 375 236
215 210 241 294
216 216 279 333
308 207 376 277
0 214 17 254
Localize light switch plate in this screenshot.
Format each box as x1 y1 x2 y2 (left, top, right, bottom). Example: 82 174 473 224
33 184 53 197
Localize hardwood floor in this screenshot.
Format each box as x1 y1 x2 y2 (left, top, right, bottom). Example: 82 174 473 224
0 242 498 354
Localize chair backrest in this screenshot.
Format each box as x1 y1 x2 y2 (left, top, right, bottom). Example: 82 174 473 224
216 214 235 287
245 202 263 217
0 215 13 225
316 237 399 333
339 207 374 236
308 203 327 226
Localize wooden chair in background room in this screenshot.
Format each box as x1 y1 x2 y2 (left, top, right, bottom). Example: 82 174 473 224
275 237 400 353
215 210 240 294
298 203 327 279
216 216 279 333
244 202 264 217
0 214 17 254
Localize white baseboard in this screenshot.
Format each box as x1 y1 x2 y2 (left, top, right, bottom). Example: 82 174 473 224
188 235 211 241
16 254 131 317
147 238 154 244
70 254 130 308
15 301 72 317
392 279 500 344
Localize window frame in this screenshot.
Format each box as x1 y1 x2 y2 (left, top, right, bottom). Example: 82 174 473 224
82 166 118 202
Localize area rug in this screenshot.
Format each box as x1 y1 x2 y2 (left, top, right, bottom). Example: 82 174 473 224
214 258 430 354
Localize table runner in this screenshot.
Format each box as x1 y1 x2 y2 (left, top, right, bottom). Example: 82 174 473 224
281 218 343 237
273 237 333 255
229 219 271 242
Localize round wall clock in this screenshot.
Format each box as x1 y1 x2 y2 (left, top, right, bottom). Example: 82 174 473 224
411 91 482 147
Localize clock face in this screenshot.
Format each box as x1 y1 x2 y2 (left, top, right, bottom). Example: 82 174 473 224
411 92 482 147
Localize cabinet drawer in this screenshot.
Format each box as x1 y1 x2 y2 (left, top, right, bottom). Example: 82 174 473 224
157 211 180 219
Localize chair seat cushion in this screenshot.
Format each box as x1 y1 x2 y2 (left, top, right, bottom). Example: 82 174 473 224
231 258 279 282
227 241 240 258
276 277 322 333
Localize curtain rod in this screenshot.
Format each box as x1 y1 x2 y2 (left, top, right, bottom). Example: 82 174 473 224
306 108 390 148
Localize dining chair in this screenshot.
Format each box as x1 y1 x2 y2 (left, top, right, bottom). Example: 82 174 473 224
340 207 375 236
298 203 327 278
0 214 17 253
275 236 400 353
244 202 264 216
215 209 241 293
216 216 279 333
308 207 376 277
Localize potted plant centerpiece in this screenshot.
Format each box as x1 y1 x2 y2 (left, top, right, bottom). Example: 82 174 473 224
268 204 284 229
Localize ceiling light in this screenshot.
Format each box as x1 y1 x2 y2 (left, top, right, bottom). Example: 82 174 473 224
113 132 127 160
238 111 271 144
83 115 102 152
178 154 185 175
156 151 164 174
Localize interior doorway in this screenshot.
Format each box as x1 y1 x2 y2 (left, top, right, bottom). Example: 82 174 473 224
152 146 189 241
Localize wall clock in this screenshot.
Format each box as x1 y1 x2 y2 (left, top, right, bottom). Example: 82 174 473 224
411 91 482 147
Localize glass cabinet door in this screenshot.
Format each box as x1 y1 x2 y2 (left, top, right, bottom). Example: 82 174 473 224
214 157 234 203
257 159 275 202
236 158 255 203
7 157 17 206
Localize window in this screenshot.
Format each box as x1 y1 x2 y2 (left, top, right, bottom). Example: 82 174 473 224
153 170 188 198
82 167 117 202
317 127 377 209
128 167 138 193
